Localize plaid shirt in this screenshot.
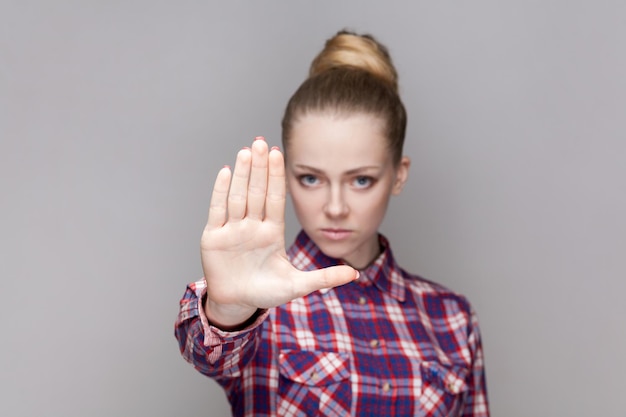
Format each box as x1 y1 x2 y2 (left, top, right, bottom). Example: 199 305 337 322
175 231 489 416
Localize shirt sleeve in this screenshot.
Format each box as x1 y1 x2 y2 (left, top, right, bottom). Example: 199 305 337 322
174 279 269 378
461 306 490 417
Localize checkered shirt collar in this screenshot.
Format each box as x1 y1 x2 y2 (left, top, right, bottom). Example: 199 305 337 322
291 231 406 302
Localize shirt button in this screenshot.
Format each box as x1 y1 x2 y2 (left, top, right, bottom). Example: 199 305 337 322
369 339 380 348
358 296 367 305
310 371 319 381
382 382 392 392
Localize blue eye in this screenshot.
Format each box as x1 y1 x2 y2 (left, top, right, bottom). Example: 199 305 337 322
299 175 320 187
353 176 374 189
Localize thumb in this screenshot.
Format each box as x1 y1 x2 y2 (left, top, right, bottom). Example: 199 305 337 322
291 265 359 297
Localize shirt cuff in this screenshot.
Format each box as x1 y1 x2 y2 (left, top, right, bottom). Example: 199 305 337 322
197 287 269 347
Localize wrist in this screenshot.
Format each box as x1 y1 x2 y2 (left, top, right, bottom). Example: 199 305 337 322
203 295 259 331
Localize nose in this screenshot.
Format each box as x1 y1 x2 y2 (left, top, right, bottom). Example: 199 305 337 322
323 184 349 218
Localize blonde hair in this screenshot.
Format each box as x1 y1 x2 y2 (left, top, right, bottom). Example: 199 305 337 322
282 30 406 164
309 31 399 93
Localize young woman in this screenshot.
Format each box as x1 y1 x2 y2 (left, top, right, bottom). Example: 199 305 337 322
175 30 489 416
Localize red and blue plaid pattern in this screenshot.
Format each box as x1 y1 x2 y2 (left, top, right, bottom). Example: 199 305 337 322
176 231 489 416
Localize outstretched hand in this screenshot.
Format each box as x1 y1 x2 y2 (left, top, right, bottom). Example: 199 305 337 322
201 137 357 329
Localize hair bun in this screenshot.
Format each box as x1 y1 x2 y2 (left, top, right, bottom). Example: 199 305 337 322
309 30 399 93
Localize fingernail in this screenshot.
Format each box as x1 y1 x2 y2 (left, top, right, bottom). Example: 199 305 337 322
354 271 360 280
223 165 230 169
254 136 265 141
242 146 250 150
271 146 280 151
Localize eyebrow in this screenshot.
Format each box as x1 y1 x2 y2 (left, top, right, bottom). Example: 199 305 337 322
292 164 381 175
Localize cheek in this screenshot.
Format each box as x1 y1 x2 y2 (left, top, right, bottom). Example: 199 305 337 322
289 188 319 218
359 189 393 218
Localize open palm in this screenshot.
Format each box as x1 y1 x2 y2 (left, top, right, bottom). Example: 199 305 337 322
200 137 357 328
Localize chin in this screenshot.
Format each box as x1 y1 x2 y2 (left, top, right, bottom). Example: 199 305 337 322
310 236 351 259
318 242 362 265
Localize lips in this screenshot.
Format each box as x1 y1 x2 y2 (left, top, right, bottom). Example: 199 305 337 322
320 228 352 241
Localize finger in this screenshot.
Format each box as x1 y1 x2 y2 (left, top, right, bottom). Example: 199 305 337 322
206 165 231 230
265 146 286 224
228 147 252 221
291 265 358 298
246 137 269 220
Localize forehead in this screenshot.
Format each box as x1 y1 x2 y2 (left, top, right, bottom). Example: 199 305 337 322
287 112 391 168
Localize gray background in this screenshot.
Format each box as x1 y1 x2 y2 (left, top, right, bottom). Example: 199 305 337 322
1 1 625 416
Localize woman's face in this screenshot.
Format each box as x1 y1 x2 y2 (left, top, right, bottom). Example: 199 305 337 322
286 112 410 269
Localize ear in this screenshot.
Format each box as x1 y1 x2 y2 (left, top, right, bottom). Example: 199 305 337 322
391 156 410 195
